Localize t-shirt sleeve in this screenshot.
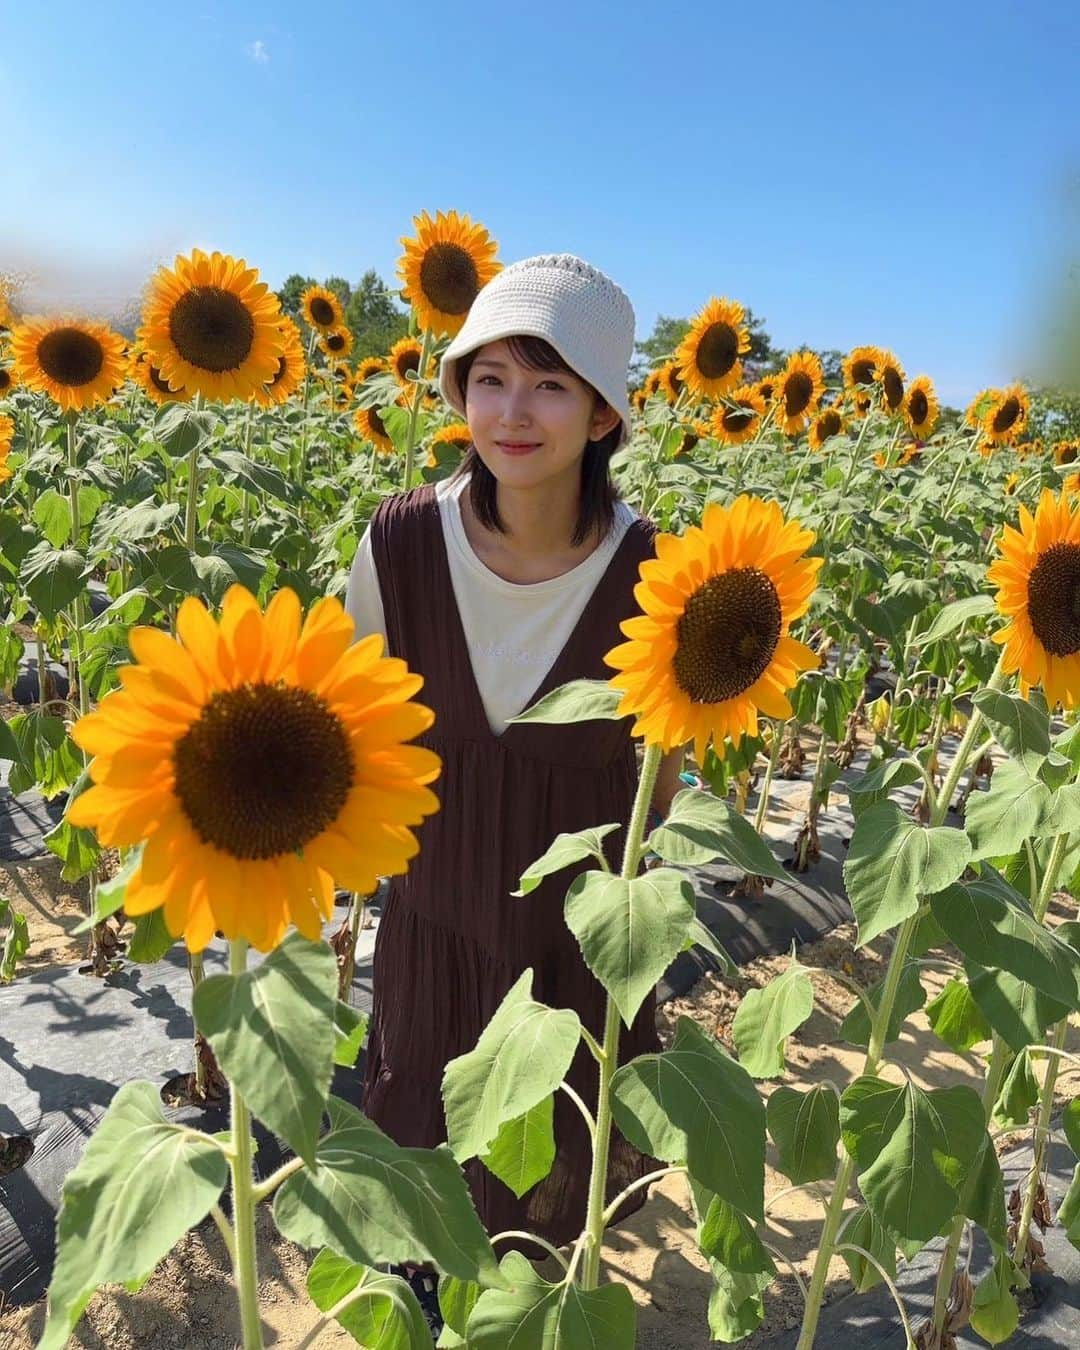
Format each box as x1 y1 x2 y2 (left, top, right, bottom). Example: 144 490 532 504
344 523 388 646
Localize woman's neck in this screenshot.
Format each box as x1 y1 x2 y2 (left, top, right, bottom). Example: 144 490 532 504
459 471 602 584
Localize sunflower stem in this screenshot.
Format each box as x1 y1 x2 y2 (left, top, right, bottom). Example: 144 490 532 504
227 938 265 1349
296 328 318 487
578 740 663 1293
401 327 434 492
753 718 785 835
242 402 254 548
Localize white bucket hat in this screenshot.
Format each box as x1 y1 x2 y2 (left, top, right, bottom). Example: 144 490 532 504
437 253 636 446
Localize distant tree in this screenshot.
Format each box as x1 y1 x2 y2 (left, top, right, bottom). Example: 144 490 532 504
324 276 352 310
277 274 315 321
1026 386 1080 443
344 270 409 360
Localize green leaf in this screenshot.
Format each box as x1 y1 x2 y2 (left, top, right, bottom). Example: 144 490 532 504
992 1050 1040 1130
127 908 175 963
837 1207 897 1293
839 961 925 1048
681 916 736 974
767 1084 840 1184
845 757 923 820
508 678 624 726
964 758 1052 860
1063 1096 1080 1156
274 1096 505 1287
699 1195 774 1275
564 868 696 1026
1 907 30 982
970 690 1051 775
915 594 996 646
1034 781 1080 837
73 844 142 934
1059 1165 1080 1249
0 714 18 764
306 1248 431 1349
43 814 101 884
703 1255 769 1342
32 488 73 549
20 542 88 622
648 787 787 878
966 961 1070 1052
193 933 337 1167
511 824 620 897
477 1095 556 1199
334 1000 368 1068
844 801 971 946
465 1250 636 1348
731 963 814 1077
38 1082 228 1350
970 1254 1020 1345
208 449 296 505
965 1135 1008 1251
154 402 215 458
840 1077 985 1243
611 1016 765 1218
437 1271 480 1339
441 969 580 1163
924 978 993 1053
930 868 1080 1007
95 500 181 546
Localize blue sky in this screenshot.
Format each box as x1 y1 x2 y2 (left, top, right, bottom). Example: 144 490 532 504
3 0 1078 406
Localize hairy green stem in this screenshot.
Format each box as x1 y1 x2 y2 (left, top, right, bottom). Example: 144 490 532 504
401 327 435 491
227 939 264 1349
753 718 785 834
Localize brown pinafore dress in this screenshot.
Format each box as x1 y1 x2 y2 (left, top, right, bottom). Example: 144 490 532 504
362 482 662 1254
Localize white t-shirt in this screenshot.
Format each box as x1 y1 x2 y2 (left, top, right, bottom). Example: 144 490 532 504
344 476 638 735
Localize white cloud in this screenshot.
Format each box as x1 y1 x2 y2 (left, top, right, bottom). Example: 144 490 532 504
247 39 269 64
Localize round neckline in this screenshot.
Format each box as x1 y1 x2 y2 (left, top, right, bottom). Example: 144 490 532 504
437 475 632 594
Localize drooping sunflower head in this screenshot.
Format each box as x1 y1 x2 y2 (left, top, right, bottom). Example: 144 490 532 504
397 208 501 338
10 317 127 413
809 406 845 451
319 326 354 360
982 384 1030 447
604 496 823 767
877 350 906 413
431 420 473 454
254 318 306 407
777 351 825 435
65 586 442 952
675 297 750 400
987 488 1080 708
354 356 387 387
390 336 424 391
140 249 285 403
658 360 685 405
130 348 190 406
711 386 766 447
965 387 997 430
1054 440 1080 467
642 368 665 401
354 403 396 455
300 284 345 333
753 376 777 406
842 345 887 393
903 375 939 439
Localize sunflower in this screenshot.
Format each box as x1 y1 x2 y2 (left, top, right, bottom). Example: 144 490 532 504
300 285 345 333
898 442 923 467
0 364 16 397
354 356 387 387
1054 440 1080 467
711 386 766 447
877 351 906 414
10 317 127 413
674 297 750 400
776 351 825 435
254 318 306 407
642 369 665 401
841 345 887 394
965 388 997 430
809 406 845 451
431 421 472 454
605 497 821 767
354 403 395 454
390 336 424 393
65 586 440 952
902 375 939 439
0 412 12 455
130 349 189 406
1064 473 1080 496
140 249 285 402
1004 472 1020 496
1017 438 1043 461
981 384 1030 448
753 376 777 405
319 326 354 361
658 361 685 404
398 209 501 338
332 381 355 411
987 488 1080 708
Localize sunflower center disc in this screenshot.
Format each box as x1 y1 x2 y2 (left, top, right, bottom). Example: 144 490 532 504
270 355 288 388
149 364 173 395
38 328 105 386
169 287 256 373
0 370 11 391
673 568 783 704
309 296 335 326
1026 542 1080 658
419 243 479 316
696 323 739 380
396 351 420 379
327 333 345 351
852 360 875 385
1062 447 1078 466
784 373 813 417
172 683 354 860
723 406 754 433
909 390 927 423
819 411 842 439
993 397 1020 435
883 368 904 410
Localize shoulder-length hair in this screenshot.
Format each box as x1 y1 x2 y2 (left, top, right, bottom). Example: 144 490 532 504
448 334 623 547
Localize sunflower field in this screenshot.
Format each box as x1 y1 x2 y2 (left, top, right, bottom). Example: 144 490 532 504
1 212 1079 1350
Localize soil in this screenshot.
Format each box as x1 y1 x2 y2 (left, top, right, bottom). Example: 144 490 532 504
2 734 1078 1348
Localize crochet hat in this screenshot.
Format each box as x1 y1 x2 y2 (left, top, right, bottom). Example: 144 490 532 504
437 253 636 446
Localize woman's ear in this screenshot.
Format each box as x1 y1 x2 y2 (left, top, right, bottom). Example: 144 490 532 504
590 401 622 440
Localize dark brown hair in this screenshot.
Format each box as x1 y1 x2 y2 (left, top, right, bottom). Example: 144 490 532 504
448 334 623 547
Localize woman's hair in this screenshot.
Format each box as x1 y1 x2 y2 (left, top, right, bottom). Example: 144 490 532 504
448 334 623 547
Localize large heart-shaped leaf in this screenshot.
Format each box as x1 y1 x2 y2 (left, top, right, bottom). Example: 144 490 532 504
766 1085 841 1184
731 964 814 1077
648 787 787 878
466 1250 635 1348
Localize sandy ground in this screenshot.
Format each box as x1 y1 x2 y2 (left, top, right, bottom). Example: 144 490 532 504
2 751 1078 1348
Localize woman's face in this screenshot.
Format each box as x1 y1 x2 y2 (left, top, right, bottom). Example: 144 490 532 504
463 338 621 491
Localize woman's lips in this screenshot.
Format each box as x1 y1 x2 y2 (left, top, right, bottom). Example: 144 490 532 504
496 441 541 456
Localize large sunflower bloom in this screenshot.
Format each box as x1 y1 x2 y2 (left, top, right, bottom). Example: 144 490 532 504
354 403 396 455
809 406 845 451
776 352 825 435
877 351 906 413
130 349 189 406
842 345 887 394
986 488 1080 707
398 209 501 338
981 384 1030 448
675 297 750 400
903 375 939 439
300 285 345 333
10 317 126 413
254 318 306 407
604 496 822 767
66 586 441 952
711 386 765 447
140 249 285 403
